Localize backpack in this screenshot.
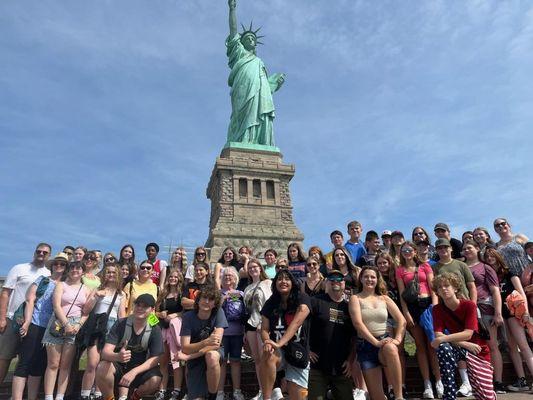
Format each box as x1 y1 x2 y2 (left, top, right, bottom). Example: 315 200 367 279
119 315 153 353
12 276 51 332
223 292 245 322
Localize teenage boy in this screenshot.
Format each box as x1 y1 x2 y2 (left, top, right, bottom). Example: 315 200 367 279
381 230 392 252
345 221 366 265
324 230 346 266
433 238 477 397
145 243 168 288
434 223 463 260
357 231 381 266
0 243 51 384
308 270 356 400
96 294 163 400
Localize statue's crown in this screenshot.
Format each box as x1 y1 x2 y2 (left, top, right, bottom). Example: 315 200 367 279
240 21 264 45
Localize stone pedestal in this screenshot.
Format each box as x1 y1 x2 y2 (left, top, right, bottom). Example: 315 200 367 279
205 147 304 260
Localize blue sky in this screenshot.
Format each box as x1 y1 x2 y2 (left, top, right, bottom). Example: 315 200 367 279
1 1 532 273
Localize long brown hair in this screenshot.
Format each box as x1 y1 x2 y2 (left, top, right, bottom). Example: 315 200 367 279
483 247 509 277
98 264 123 291
156 267 183 311
357 265 387 295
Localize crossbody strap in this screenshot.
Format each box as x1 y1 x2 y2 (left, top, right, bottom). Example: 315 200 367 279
105 290 120 317
64 283 84 318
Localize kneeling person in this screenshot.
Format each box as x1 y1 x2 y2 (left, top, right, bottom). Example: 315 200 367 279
96 294 163 400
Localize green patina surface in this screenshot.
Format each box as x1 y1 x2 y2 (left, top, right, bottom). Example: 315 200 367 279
225 0 285 153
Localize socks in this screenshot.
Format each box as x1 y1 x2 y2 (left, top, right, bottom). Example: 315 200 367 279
45 396 54 400
118 396 128 400
424 379 432 389
55 395 65 400
459 368 470 384
81 390 92 398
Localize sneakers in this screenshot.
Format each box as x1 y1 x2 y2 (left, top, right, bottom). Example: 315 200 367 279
456 382 472 397
216 391 225 400
386 387 395 400
422 387 435 399
232 390 245 400
154 390 167 400
352 388 367 400
251 391 263 400
493 381 506 394
507 377 530 392
271 388 283 400
169 390 182 400
435 381 444 398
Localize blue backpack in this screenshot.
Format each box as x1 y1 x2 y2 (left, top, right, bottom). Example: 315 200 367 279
223 292 245 322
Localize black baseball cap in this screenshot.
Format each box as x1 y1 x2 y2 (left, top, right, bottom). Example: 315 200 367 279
134 294 156 308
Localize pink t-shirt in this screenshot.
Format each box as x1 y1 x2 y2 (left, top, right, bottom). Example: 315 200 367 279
396 263 433 295
61 282 88 317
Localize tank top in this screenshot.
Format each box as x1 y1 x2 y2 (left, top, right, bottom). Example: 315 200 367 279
159 295 183 329
304 278 325 297
61 282 88 317
82 274 101 290
93 291 124 318
359 297 388 337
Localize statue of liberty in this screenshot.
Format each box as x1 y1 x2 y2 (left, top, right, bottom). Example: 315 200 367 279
225 0 285 151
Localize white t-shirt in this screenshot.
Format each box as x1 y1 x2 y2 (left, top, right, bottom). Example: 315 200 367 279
4 262 51 319
185 264 195 282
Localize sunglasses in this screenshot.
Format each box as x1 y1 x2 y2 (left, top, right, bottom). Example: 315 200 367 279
139 265 152 271
494 222 507 228
53 261 67 267
414 232 425 236
401 248 414 254
86 256 97 261
36 250 49 255
196 252 206 256
327 276 344 282
306 262 318 267
104 257 115 262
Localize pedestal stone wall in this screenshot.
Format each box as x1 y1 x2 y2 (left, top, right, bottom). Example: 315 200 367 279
205 147 304 259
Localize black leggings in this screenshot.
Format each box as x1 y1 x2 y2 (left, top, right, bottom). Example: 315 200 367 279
14 323 47 378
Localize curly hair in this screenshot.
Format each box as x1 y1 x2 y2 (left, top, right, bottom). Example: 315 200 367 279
193 284 222 314
432 272 462 296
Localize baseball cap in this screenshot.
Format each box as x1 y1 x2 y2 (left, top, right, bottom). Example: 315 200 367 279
381 230 392 237
435 238 451 248
434 223 450 232
134 294 156 308
327 270 344 280
391 230 404 238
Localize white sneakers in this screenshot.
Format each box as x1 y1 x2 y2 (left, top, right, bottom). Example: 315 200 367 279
435 380 444 398
271 387 283 400
251 391 263 400
457 381 472 397
422 387 435 399
352 388 367 400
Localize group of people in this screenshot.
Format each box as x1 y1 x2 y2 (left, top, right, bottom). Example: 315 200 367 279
0 218 532 400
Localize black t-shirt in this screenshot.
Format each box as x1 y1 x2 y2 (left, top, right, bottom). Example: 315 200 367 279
106 317 163 369
180 307 228 367
260 292 312 353
159 296 183 329
310 293 355 375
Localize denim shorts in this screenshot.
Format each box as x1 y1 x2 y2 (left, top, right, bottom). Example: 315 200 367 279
356 334 388 371
42 316 82 346
278 349 310 389
222 335 244 361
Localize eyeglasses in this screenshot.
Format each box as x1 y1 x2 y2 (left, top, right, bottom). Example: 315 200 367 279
139 265 152 271
414 232 425 236
36 250 49 255
401 248 414 254
64 251 73 255
306 262 318 267
327 276 344 282
494 222 507 229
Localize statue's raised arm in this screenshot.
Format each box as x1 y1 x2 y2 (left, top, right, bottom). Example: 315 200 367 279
224 0 284 151
228 0 237 37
